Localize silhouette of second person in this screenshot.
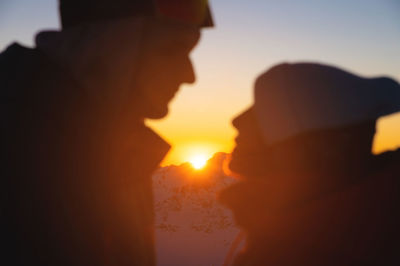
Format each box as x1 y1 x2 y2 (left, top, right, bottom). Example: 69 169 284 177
221 63 400 266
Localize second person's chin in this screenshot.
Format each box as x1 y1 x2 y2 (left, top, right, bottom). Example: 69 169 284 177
229 150 265 179
228 151 250 178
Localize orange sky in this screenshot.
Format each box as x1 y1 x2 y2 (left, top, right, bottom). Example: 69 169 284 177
147 90 400 166
373 114 400 155
145 1 400 166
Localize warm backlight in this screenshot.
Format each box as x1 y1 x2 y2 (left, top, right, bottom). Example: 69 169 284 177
189 154 208 170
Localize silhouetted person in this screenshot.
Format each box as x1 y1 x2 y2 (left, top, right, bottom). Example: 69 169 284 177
221 63 400 266
1 1 213 265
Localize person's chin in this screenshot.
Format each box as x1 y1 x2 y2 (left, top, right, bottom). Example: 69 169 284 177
229 150 250 177
144 105 169 119
229 149 264 178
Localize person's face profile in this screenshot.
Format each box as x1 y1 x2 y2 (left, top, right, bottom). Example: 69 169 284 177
230 104 378 181
229 108 268 178
134 22 201 119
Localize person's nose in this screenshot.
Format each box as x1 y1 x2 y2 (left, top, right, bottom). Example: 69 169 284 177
182 57 196 84
232 108 253 130
182 30 200 85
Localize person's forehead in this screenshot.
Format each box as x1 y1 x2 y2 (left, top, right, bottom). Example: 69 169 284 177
152 19 201 40
147 23 201 50
172 28 201 45
104 16 200 50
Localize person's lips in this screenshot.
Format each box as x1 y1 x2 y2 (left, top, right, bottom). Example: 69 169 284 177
234 134 243 145
156 83 181 103
164 86 181 102
234 135 252 150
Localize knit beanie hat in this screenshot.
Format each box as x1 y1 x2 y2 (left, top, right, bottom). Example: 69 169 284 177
59 0 214 29
254 63 400 145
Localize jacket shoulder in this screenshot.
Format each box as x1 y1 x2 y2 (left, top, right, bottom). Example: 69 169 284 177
0 43 45 102
375 149 400 174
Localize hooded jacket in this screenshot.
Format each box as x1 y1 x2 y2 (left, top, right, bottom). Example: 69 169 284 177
221 150 400 266
1 32 169 266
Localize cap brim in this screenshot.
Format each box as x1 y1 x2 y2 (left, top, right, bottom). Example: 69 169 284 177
201 6 214 28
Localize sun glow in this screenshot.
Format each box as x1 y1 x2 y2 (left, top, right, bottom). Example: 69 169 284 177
189 154 208 170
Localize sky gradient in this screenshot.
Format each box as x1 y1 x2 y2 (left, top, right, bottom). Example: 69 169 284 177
1 0 399 165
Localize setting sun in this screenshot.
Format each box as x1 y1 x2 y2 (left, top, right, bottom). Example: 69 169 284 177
189 155 208 170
